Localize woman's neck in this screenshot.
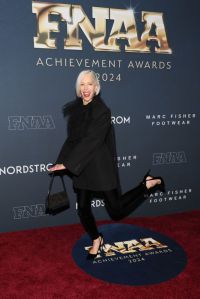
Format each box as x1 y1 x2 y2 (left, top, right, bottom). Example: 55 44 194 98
82 98 93 105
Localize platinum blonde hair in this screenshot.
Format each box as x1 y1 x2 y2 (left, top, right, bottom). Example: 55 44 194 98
75 70 101 97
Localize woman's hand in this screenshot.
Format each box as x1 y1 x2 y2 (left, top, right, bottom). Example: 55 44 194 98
48 164 66 172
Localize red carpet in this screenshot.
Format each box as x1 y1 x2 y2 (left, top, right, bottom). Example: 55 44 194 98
0 210 199 299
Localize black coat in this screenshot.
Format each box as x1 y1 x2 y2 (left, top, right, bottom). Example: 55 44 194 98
56 96 118 191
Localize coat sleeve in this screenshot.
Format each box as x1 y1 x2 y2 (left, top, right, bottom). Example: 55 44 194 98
56 139 72 164
62 109 111 176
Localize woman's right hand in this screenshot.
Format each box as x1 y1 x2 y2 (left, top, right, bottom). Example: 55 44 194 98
48 164 66 172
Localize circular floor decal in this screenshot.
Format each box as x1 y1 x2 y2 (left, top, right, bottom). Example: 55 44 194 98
72 224 187 285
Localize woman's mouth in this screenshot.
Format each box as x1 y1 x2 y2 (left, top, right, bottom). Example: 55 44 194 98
83 92 90 98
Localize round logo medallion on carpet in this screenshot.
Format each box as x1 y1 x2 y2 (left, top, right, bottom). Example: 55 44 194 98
72 224 187 285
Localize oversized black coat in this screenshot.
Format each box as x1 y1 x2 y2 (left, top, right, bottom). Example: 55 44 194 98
56 96 118 191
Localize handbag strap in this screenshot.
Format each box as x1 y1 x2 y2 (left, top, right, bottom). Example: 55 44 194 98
48 172 67 195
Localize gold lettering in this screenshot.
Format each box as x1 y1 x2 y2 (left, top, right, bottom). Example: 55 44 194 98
64 6 109 50
140 238 168 249
104 242 126 257
32 2 172 54
32 2 71 49
107 8 139 52
123 240 153 252
138 12 172 54
84 237 168 259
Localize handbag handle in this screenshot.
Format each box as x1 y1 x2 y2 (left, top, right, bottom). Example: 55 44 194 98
48 172 67 195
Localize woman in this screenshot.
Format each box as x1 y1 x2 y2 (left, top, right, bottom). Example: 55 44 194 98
49 70 164 259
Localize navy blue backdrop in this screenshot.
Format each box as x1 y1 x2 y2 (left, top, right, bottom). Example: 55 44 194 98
0 0 199 232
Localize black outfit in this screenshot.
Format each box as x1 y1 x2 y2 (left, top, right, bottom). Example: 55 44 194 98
57 96 147 240
57 96 117 191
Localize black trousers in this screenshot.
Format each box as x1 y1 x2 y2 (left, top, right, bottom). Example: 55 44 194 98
76 183 147 240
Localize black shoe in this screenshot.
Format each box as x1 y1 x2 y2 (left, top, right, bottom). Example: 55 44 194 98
142 169 165 194
87 233 104 260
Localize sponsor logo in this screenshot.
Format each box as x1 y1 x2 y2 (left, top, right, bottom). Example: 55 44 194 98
146 113 196 127
116 155 137 168
32 2 172 54
8 115 55 130
0 163 52 175
111 115 131 125
76 199 105 210
149 188 192 204
153 151 187 165
13 204 46 219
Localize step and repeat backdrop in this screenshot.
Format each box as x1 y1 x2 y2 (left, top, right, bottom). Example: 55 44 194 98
0 0 199 232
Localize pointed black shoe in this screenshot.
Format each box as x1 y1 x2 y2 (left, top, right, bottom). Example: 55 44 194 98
142 170 165 195
87 233 104 260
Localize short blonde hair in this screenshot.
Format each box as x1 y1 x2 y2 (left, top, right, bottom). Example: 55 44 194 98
75 70 101 97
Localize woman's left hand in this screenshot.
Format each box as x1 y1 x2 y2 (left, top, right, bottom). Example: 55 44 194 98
48 163 66 172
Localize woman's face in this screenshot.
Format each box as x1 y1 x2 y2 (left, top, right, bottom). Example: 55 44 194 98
80 74 97 105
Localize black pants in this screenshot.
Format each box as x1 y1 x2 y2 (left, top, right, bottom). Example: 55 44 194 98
77 183 147 240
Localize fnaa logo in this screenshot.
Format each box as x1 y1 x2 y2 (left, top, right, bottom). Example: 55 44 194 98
72 224 187 285
13 204 46 219
8 115 55 130
153 151 187 165
84 237 168 260
32 1 172 54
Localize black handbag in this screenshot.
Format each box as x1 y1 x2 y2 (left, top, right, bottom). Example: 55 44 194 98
45 173 70 215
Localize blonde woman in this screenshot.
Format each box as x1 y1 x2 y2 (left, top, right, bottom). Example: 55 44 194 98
49 70 164 260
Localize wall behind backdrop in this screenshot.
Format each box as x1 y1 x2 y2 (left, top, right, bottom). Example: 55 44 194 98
0 0 199 233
